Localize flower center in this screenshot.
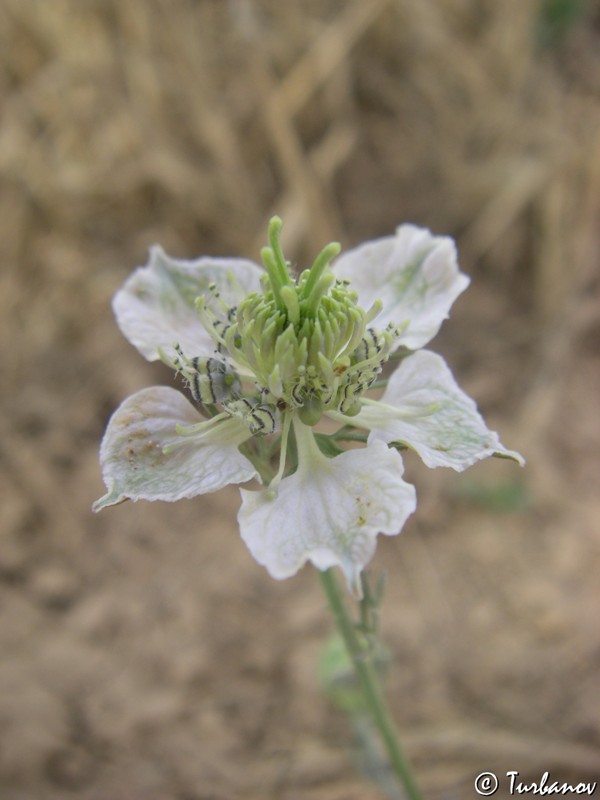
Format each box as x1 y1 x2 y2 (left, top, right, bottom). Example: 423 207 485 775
198 218 398 426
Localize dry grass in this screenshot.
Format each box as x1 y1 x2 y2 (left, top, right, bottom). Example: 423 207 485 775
1 2 600 798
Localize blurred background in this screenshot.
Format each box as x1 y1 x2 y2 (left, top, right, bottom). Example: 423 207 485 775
1 1 599 798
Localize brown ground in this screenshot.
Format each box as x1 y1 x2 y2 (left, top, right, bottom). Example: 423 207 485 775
1 2 600 798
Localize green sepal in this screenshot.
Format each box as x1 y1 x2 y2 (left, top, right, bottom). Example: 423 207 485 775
313 433 345 457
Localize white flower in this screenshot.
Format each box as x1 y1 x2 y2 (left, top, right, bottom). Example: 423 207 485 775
94 219 522 592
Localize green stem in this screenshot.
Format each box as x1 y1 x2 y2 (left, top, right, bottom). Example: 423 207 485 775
318 569 424 800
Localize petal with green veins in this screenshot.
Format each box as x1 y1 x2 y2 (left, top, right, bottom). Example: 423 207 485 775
350 350 524 470
113 246 263 361
93 387 258 511
332 224 470 350
238 426 416 594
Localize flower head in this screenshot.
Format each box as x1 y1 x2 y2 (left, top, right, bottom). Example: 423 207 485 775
94 218 523 593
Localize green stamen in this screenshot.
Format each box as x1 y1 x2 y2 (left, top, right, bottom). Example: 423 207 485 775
365 298 384 324
260 247 286 311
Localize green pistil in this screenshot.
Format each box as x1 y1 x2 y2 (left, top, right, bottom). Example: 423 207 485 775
262 218 342 324
260 247 286 312
215 219 389 426
260 216 295 316
308 319 324 365
280 285 300 325
304 271 335 317
323 319 335 357
300 241 341 306
268 216 291 286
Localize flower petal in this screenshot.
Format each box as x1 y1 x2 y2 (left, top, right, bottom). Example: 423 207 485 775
333 224 470 349
113 246 263 361
238 431 416 594
93 386 258 511
353 350 524 470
